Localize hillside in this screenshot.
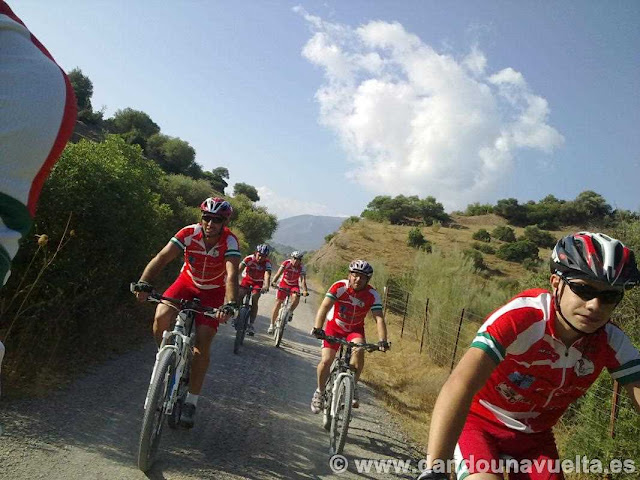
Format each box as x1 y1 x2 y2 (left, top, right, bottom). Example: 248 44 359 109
309 214 574 281
270 214 345 251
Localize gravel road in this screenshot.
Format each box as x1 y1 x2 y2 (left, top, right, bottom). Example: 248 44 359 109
0 289 424 479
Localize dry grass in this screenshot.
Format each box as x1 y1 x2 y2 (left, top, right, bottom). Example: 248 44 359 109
310 217 576 285
359 315 451 454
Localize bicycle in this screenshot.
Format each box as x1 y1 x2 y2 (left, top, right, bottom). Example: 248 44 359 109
233 285 264 354
130 283 220 472
320 335 387 455
272 286 306 347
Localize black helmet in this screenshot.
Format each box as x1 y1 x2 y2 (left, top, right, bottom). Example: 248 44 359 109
550 232 640 288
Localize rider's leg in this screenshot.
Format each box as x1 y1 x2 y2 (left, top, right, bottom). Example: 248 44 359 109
250 290 261 323
289 294 301 312
152 303 175 346
317 347 337 391
271 298 283 326
189 324 217 395
349 336 366 383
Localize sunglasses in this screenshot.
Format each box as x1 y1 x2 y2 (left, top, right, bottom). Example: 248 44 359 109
563 279 624 304
202 215 224 224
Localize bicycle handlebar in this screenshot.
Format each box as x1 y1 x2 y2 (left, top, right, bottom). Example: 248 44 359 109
271 285 308 296
322 334 387 352
130 282 220 317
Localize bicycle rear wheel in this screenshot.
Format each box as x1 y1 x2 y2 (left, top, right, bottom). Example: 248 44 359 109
233 307 250 354
138 349 176 472
274 307 288 347
329 376 353 455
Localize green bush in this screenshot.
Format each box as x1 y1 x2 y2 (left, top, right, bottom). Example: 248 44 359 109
496 240 539 263
472 242 496 255
472 229 491 243
1 136 174 385
463 249 486 270
324 232 336 243
522 225 556 248
492 225 516 243
407 227 427 249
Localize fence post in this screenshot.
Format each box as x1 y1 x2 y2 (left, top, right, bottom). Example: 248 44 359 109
382 284 389 318
420 298 429 354
400 291 410 338
609 380 621 438
450 308 465 373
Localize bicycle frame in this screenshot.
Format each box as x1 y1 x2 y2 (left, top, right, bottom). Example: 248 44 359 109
145 307 195 414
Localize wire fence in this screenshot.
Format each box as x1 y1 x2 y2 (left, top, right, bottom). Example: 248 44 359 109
381 284 640 442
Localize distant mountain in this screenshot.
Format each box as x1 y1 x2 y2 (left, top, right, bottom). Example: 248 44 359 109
270 215 345 252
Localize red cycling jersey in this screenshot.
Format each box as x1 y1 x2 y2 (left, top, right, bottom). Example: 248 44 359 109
170 225 241 290
240 254 272 285
279 259 306 287
470 288 640 433
324 279 383 333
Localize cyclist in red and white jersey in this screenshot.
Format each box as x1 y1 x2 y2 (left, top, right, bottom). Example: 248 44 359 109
237 243 272 336
134 197 241 428
310 260 389 412
267 251 309 334
418 232 640 480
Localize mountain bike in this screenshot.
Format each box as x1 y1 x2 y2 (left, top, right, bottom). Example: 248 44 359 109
130 283 220 472
272 286 306 347
233 285 264 354
320 335 387 455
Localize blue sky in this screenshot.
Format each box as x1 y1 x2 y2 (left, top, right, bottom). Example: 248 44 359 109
12 1 640 218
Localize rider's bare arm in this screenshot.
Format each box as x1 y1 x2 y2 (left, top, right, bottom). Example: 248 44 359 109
624 381 640 413
372 312 388 343
425 348 497 469
264 270 271 287
139 242 182 283
225 256 240 304
314 296 335 330
301 275 309 294
271 265 284 285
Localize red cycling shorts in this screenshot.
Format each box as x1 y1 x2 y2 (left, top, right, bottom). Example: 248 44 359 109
163 273 225 330
454 412 563 480
322 320 365 350
276 283 300 301
240 277 263 290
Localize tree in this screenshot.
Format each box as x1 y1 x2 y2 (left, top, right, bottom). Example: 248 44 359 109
362 195 448 225
464 203 494 216
234 182 260 202
68 68 93 112
494 198 529 226
106 108 160 149
492 226 516 243
572 190 612 222
203 167 229 194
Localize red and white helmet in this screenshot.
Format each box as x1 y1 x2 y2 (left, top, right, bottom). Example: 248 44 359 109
200 197 233 218
550 232 640 288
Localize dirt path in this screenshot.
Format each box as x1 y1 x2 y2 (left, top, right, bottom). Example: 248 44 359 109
0 289 424 479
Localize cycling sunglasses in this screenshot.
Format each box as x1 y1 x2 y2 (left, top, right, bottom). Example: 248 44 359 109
202 215 224 224
563 279 624 304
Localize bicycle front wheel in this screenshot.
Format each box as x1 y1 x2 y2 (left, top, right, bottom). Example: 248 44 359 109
329 376 353 455
274 307 288 347
138 349 176 472
233 307 250 354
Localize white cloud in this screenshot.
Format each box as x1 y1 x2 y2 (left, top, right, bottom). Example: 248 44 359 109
256 186 346 219
297 9 564 209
